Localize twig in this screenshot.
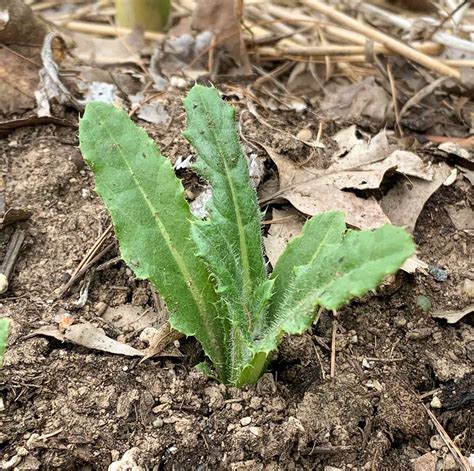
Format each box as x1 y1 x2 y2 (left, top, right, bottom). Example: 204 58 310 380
386 63 403 137
399 77 449 120
330 317 337 378
61 20 165 42
358 2 474 54
0 229 25 295
258 42 442 57
422 403 471 471
57 224 113 298
301 0 461 80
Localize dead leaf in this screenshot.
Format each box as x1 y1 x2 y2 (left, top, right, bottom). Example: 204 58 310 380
64 323 145 356
432 305 474 324
142 323 183 361
0 208 31 229
329 128 433 189
438 141 473 161
0 0 50 114
446 206 474 231
263 208 305 267
35 33 79 117
192 0 251 73
320 77 393 127
70 30 144 66
102 305 166 333
458 166 474 185
262 144 390 229
401 255 429 274
381 163 452 233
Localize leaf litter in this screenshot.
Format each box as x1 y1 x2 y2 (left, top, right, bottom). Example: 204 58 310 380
2 0 474 467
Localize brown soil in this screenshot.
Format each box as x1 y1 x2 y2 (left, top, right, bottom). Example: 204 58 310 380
0 91 472 470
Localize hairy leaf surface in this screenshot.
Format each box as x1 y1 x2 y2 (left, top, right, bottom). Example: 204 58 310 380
268 211 346 323
238 223 414 385
183 86 272 382
79 102 228 381
0 318 9 367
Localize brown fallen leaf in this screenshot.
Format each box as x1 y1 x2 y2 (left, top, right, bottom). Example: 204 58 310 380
329 127 434 189
261 144 390 229
320 77 393 128
192 0 251 74
263 208 305 268
0 0 50 114
0 208 31 229
102 304 166 333
64 323 145 356
432 305 474 324
446 206 474 231
142 322 183 361
381 163 453 233
70 30 144 66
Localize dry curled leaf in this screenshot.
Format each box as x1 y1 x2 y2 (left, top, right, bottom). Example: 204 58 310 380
263 208 305 267
381 163 453 233
262 144 390 229
192 0 251 73
320 77 393 127
432 305 474 324
0 0 50 114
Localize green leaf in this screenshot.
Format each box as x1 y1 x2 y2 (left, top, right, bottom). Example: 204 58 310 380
79 102 229 382
238 222 414 386
268 211 346 323
183 85 272 383
0 318 10 367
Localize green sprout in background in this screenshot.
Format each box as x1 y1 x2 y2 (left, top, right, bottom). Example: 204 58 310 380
0 318 10 367
79 85 415 387
115 0 171 32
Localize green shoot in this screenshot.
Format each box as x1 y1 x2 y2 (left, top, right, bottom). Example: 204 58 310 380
79 85 415 386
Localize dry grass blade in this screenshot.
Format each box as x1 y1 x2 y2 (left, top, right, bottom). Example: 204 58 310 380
300 0 461 80
422 404 472 471
57 224 113 298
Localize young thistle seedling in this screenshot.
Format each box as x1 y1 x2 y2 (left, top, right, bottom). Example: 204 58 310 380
79 85 414 387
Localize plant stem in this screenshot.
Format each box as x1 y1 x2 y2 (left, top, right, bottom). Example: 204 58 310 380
115 0 170 32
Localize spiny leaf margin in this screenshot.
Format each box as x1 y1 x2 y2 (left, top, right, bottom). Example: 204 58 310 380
79 101 229 382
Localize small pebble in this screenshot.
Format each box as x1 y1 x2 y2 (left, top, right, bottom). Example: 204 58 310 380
461 279 474 298
152 418 163 428
249 397 262 410
95 302 108 316
430 396 442 409
442 454 458 470
249 427 263 437
240 417 252 426
231 403 243 413
296 129 312 141
429 434 444 450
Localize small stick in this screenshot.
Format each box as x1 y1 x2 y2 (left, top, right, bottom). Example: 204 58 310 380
386 63 403 137
330 317 337 378
301 0 461 80
259 42 442 57
61 20 166 42
57 225 112 298
399 77 449 120
422 404 471 471
0 229 25 294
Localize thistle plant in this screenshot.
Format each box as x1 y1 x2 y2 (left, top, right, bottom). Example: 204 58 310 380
79 85 414 387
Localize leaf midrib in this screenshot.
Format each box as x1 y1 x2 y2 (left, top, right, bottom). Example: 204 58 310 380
101 123 225 369
198 96 253 307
